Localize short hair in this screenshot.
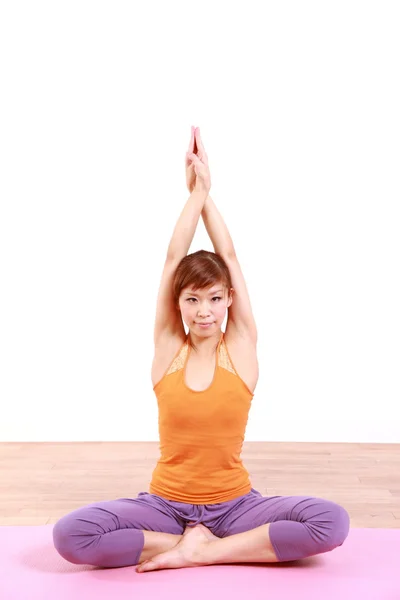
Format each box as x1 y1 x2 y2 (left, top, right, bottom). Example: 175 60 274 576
172 250 232 306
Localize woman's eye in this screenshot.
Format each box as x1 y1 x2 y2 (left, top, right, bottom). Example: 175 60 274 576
187 297 221 303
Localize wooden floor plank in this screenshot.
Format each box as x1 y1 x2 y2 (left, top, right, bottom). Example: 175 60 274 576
1 442 399 528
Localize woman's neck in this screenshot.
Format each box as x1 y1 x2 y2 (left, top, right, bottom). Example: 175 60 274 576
188 330 222 357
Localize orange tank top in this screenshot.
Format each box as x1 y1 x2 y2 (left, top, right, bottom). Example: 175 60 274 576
149 331 254 504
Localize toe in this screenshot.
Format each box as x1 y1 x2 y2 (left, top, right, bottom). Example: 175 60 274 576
137 559 155 572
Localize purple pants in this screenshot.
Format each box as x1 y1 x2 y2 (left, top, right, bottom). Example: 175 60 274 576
52 488 350 568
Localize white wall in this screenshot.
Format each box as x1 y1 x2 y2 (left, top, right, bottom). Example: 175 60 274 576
1 1 399 443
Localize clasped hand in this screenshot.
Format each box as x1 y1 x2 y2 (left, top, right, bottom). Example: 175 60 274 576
185 126 211 196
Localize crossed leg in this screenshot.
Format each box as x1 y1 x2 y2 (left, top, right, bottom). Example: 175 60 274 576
137 494 350 572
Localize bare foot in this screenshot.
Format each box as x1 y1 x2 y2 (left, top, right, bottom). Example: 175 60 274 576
136 524 218 573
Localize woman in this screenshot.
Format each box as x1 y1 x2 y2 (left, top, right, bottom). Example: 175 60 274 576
53 127 350 573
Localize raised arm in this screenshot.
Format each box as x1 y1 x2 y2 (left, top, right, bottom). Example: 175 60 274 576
166 189 208 260
202 194 257 343
194 128 257 343
167 126 211 260
190 128 235 258
153 130 211 345
201 194 235 258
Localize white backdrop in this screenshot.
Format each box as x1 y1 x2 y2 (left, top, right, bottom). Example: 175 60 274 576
1 1 399 443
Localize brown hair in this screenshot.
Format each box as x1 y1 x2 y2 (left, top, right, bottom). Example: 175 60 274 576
172 250 232 307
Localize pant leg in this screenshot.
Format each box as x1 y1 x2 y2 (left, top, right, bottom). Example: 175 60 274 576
52 494 185 568
218 491 350 562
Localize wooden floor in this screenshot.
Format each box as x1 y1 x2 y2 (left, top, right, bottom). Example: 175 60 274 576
0 442 399 528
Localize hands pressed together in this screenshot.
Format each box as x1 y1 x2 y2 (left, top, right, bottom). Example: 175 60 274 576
185 126 211 196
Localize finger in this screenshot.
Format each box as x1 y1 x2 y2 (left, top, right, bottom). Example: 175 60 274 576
186 160 195 186
188 153 203 170
185 126 195 166
185 150 197 169
187 126 195 155
188 154 207 180
195 127 207 161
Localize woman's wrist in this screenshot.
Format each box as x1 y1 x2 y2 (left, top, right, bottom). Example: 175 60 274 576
190 187 209 205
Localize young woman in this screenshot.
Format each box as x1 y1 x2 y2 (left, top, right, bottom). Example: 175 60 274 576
53 127 350 573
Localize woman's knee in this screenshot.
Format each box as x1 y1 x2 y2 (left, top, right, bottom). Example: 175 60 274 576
329 501 350 546
53 504 146 568
53 513 84 564
318 500 350 551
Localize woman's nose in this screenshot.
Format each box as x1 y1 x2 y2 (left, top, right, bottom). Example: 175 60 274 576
198 304 210 315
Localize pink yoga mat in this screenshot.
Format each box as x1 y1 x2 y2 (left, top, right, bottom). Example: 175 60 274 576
0 526 398 600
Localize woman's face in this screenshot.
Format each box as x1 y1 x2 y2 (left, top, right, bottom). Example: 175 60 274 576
178 283 233 333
